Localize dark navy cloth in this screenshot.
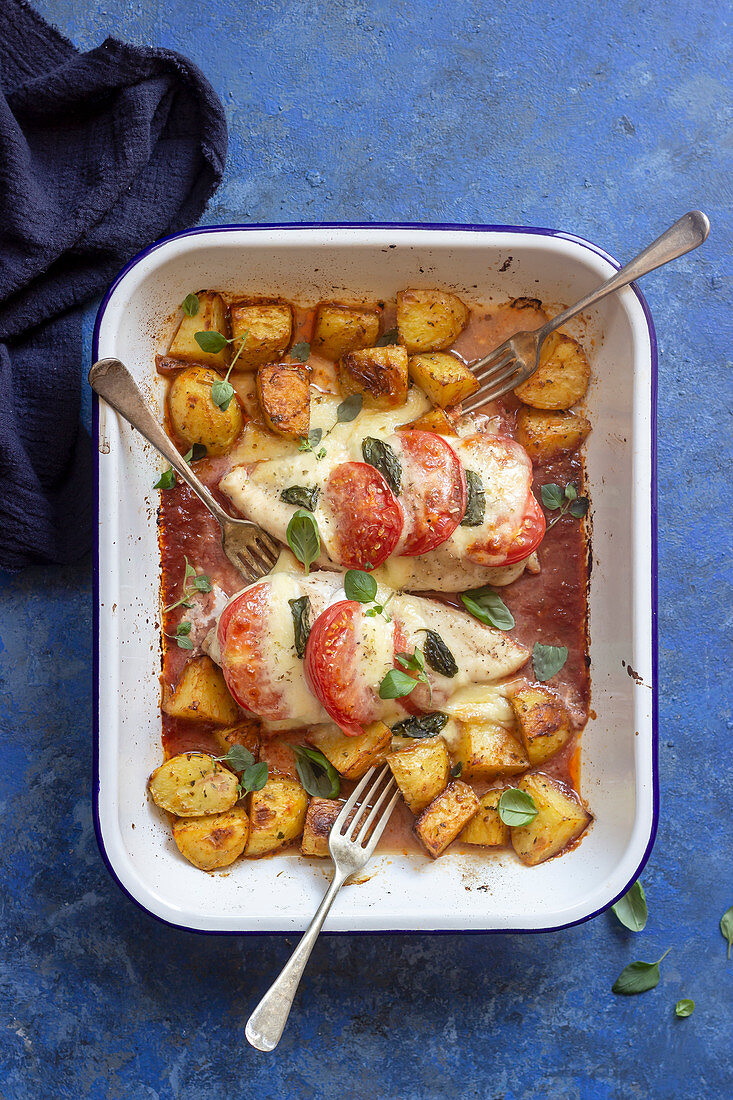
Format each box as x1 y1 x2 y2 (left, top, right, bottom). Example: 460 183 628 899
0 0 227 570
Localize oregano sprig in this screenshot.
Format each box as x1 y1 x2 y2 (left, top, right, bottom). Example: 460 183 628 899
215 745 269 795
380 646 431 701
193 328 250 411
153 443 208 490
343 568 393 622
297 395 364 460
163 556 213 613
164 620 194 650
541 482 589 529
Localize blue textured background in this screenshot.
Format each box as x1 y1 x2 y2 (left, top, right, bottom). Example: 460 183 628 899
1 2 732 1097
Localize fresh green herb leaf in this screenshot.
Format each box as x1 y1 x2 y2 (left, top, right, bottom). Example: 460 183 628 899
461 470 486 526
176 635 194 650
612 948 671 996
461 587 515 631
211 376 235 412
532 642 568 681
421 629 458 678
194 330 228 354
240 761 269 793
182 293 200 317
286 509 320 574
154 468 176 490
184 557 197 580
376 327 399 347
498 788 539 827
217 744 256 772
720 905 733 960
541 483 565 510
299 428 325 458
565 483 578 502
294 745 340 798
675 999 695 1018
612 881 648 932
183 443 207 463
336 394 363 423
289 595 312 659
362 436 402 494
569 498 590 518
541 481 589 529
164 560 213 612
450 762 463 779
391 712 448 739
379 668 421 700
396 648 426 675
176 621 192 636
290 341 311 362
192 574 212 592
344 569 378 604
281 485 320 512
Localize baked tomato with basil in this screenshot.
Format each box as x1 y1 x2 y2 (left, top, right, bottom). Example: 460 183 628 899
320 461 403 570
395 430 467 556
218 583 288 719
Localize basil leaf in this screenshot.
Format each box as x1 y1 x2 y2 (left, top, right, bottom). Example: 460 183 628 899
211 379 235 411
219 744 255 772
564 483 578 501
612 949 671 995
541 483 564 510
182 293 199 317
612 880 647 932
375 327 399 347
154 468 176 490
461 470 486 526
344 569 378 603
362 436 401 494
461 587 515 631
183 443 207 463
396 649 425 674
675 999 695 1018
294 745 340 798
290 341 310 362
720 905 733 960
241 761 269 793
195 330 228 354
532 642 568 681
336 394 363 423
498 788 539 827
281 485 320 512
192 574 212 593
176 635 194 650
569 498 589 518
287 509 320 574
422 630 458 677
289 595 311 659
450 762 463 779
391 712 448 739
379 668 418 700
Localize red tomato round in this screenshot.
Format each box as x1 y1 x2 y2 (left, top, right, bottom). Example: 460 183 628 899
320 462 403 570
502 490 546 565
218 582 288 719
303 601 377 736
396 431 467 556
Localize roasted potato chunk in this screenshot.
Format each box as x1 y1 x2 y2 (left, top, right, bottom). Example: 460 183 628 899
442 685 517 727
514 332 590 410
337 345 409 410
459 786 510 847
407 352 479 408
229 299 293 371
172 806 249 870
168 291 230 370
306 722 391 779
245 776 308 857
211 720 260 760
510 684 573 766
167 365 243 456
455 721 529 779
515 408 591 464
414 781 479 858
312 303 380 360
257 362 310 440
300 797 341 857
397 289 469 353
387 736 450 815
148 752 239 817
162 655 239 726
399 407 457 434
511 773 592 866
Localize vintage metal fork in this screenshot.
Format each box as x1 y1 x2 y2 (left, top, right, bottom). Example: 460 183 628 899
245 764 401 1051
462 209 710 411
89 357 280 583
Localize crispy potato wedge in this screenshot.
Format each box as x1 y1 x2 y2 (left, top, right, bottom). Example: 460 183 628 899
312 303 381 360
407 352 479 408
162 655 240 726
455 721 529 778
256 362 310 440
245 775 308 857
397 289 469 353
511 773 592 866
459 786 510 847
168 291 230 370
306 722 392 779
167 365 243 456
211 720 260 760
510 684 573 766
229 299 293 371
514 408 591 463
172 806 249 870
398 407 457 434
414 780 479 858
299 797 346 857
148 752 239 817
259 737 299 780
337 345 409 410
514 332 590 410
387 736 450 815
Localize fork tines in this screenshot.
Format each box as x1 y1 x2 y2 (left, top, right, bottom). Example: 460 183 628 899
333 764 400 853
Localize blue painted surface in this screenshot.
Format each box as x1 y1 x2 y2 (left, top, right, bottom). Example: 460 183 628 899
1 1 732 1097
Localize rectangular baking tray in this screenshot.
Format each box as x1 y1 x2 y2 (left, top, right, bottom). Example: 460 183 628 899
92 223 658 934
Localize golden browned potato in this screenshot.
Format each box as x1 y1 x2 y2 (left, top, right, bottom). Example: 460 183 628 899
245 775 308 857
168 291 230 370
300 797 342 857
337 345 409 410
459 786 510 847
172 806 249 870
256 362 310 440
514 332 590 410
167 365 243 456
397 289 469 353
148 752 239 817
258 738 299 780
229 299 293 371
414 780 479 858
510 684 573 766
162 655 239 726
407 352 479 408
399 407 457 434
514 407 591 463
454 721 529 778
211 720 260 760
306 722 392 779
387 736 450 815
312 303 381 360
511 773 592 866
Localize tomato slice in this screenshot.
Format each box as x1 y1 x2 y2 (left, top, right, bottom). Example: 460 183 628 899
304 601 377 736
218 582 288 719
502 490 546 565
395 431 467 556
320 461 403 570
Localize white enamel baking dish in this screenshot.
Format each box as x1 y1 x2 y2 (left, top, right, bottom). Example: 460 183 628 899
92 223 657 934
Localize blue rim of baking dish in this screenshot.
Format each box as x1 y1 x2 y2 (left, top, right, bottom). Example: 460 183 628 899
91 221 659 937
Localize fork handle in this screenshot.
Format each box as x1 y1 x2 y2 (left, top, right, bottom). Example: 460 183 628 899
245 868 347 1052
89 357 232 527
541 210 710 337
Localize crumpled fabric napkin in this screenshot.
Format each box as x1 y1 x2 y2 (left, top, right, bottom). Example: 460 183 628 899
0 0 227 570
